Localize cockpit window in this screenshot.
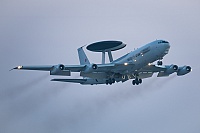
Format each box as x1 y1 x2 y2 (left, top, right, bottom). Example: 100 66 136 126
158 40 169 44
162 41 169 43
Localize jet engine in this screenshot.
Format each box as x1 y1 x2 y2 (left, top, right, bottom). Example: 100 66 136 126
50 64 71 76
84 64 98 73
177 66 192 76
157 64 178 77
165 64 178 75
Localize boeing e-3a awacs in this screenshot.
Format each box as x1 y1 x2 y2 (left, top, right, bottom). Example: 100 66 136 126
12 40 191 85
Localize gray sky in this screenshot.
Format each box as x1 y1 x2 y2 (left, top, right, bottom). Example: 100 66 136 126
0 0 200 133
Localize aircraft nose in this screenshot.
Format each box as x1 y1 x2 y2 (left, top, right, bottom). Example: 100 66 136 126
164 42 170 49
163 43 170 54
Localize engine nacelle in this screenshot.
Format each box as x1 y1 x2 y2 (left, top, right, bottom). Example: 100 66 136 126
84 64 98 73
50 64 71 76
165 64 178 75
157 64 178 77
177 66 192 76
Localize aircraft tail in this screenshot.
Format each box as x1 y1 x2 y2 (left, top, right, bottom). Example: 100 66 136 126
77 47 90 65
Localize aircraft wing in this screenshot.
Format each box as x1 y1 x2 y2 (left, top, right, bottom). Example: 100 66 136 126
12 64 177 78
11 64 116 75
12 63 134 74
12 64 86 76
12 65 86 72
138 64 181 78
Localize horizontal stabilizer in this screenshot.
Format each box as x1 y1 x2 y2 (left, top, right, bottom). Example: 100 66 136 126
51 79 87 84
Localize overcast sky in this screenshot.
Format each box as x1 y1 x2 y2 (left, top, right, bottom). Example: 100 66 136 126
0 0 200 133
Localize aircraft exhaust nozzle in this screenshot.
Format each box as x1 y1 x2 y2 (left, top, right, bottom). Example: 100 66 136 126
173 65 178 70
92 64 97 69
59 64 65 70
84 64 98 73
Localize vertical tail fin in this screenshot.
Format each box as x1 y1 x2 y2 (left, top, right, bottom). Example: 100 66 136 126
77 47 90 65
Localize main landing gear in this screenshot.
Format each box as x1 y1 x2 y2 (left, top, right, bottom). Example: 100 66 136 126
132 78 142 85
106 78 115 85
157 60 163 66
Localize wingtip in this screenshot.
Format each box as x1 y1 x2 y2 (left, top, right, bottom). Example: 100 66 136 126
51 79 57 81
9 67 17 71
10 66 23 71
9 68 14 71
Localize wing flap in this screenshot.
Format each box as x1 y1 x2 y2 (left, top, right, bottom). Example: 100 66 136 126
138 72 154 79
139 65 166 72
157 72 170 77
12 65 86 72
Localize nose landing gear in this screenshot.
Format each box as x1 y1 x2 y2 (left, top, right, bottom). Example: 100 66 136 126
132 78 142 85
157 60 163 66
